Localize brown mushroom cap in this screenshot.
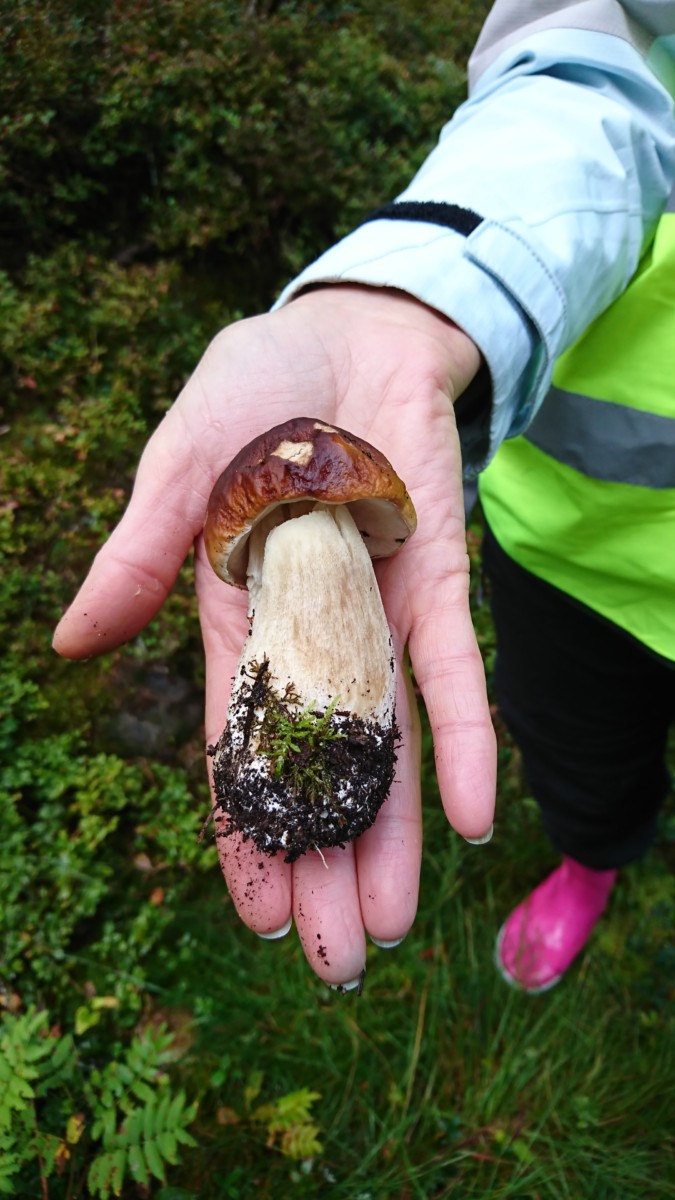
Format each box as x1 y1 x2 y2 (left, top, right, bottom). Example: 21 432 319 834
204 416 417 587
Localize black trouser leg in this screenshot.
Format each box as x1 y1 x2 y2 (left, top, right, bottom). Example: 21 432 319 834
482 524 675 869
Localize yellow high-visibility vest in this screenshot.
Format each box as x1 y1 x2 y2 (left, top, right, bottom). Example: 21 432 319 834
479 203 675 661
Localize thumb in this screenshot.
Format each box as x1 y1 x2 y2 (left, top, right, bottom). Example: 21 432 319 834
53 406 211 659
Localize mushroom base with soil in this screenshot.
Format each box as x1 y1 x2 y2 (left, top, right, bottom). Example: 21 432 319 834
209 504 399 862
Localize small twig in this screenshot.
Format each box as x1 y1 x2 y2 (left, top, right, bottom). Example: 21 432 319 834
197 806 217 843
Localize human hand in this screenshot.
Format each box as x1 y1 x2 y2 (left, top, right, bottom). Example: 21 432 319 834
53 285 496 988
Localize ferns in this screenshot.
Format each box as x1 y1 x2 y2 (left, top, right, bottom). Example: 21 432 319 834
0 1006 324 1196
85 1025 198 1198
87 1090 197 1198
0 1008 75 1195
0 1008 197 1198
252 1088 323 1161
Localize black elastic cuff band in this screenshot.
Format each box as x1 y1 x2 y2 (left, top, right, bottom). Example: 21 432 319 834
360 200 483 236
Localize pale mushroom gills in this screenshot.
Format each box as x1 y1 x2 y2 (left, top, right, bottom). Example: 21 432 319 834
203 417 417 862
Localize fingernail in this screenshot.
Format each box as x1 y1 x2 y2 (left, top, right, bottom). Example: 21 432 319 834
257 915 293 940
464 823 494 846
370 935 405 949
327 969 365 994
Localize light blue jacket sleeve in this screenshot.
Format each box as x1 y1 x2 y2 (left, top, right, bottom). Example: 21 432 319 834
274 2 675 476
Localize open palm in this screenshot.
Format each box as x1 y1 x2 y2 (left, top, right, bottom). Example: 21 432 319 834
54 286 496 987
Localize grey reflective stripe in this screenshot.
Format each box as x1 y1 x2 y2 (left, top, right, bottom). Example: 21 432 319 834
524 386 675 487
667 181 675 211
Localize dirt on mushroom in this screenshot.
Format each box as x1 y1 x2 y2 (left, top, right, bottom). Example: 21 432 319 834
209 657 399 862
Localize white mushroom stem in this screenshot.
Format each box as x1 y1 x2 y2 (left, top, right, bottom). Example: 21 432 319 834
240 503 395 732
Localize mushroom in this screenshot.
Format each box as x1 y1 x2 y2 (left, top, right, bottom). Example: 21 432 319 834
203 416 417 862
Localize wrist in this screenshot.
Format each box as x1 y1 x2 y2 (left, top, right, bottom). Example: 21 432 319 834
291 283 482 403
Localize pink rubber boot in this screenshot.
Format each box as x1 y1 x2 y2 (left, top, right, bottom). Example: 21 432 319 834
495 857 618 993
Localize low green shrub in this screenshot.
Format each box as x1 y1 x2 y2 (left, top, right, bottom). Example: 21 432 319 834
0 0 484 306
